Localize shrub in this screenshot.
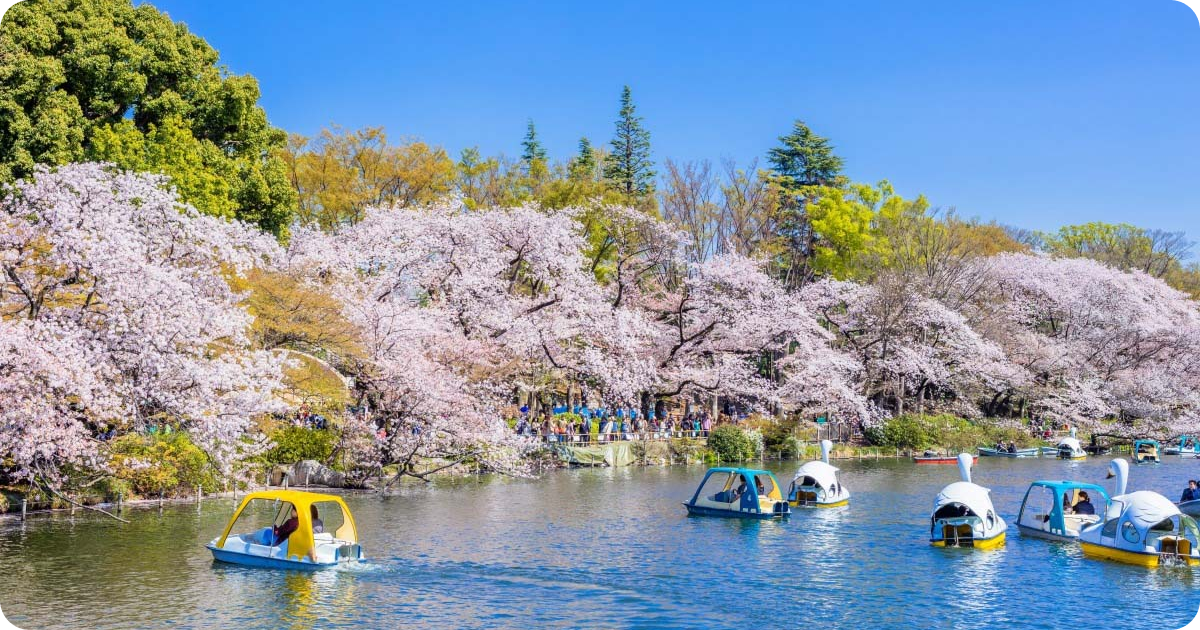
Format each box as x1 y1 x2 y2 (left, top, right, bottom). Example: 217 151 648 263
751 418 804 458
264 426 337 465
669 437 705 462
707 425 758 462
108 432 220 497
864 415 929 449
864 414 1038 450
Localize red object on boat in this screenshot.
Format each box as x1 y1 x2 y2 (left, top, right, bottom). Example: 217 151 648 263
913 455 978 465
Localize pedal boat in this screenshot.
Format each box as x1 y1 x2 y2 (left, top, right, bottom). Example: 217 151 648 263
206 490 363 570
1133 439 1161 465
930 454 1007 549
1080 494 1200 567
1164 436 1200 457
684 467 790 519
1055 437 1087 460
1177 498 1200 519
1017 480 1110 542
788 440 849 508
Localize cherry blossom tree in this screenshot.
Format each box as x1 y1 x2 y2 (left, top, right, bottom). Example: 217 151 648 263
962 253 1200 437
803 274 1026 420
1 164 285 486
643 253 869 419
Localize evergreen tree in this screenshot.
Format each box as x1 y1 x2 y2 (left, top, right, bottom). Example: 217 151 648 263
603 86 655 198
570 137 596 179
766 120 845 288
521 119 547 165
767 120 844 192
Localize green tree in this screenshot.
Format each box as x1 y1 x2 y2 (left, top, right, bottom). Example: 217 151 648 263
0 0 295 236
766 120 845 286
570 137 597 180
520 119 547 165
282 126 457 228
1042 222 1192 279
603 85 655 200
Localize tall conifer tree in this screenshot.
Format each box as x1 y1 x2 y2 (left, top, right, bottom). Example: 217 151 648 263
603 86 655 198
521 119 547 165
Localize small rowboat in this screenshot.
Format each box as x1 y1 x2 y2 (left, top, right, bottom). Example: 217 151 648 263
915 454 977 465
977 447 1040 458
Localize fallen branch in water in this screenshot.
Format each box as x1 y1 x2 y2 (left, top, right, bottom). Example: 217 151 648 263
33 470 130 524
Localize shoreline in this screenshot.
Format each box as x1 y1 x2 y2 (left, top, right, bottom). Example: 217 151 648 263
1 440 1053 522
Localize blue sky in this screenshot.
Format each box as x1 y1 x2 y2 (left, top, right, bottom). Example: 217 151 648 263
148 0 1200 242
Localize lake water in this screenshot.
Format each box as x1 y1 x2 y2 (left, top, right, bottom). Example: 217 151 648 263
1 456 1197 629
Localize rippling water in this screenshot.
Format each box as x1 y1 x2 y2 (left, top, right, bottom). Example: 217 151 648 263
1 457 1197 629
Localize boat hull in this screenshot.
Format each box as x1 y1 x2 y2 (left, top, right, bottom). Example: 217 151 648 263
977 448 1039 458
1080 542 1200 568
914 457 976 465
684 503 786 519
1017 524 1078 543
789 498 849 508
207 544 345 570
930 532 1006 550
1178 500 1200 518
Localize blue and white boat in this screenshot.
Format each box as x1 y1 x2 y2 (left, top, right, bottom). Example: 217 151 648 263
684 467 790 519
1017 480 1111 542
977 446 1040 458
1164 436 1200 457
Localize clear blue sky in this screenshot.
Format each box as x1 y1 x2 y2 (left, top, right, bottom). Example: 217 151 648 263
148 0 1200 242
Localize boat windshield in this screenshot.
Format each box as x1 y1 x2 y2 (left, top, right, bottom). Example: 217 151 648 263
754 474 780 500
1020 485 1056 526
697 471 745 504
310 500 352 541
221 498 297 547
934 502 977 519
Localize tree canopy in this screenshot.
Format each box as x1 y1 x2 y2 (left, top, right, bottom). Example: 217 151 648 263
0 0 295 236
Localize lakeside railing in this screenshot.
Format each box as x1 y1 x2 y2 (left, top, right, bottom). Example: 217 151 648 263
533 430 710 444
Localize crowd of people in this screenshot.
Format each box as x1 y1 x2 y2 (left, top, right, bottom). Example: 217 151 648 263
513 405 717 443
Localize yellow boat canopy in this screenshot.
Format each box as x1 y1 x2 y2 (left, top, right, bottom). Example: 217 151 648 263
217 490 358 562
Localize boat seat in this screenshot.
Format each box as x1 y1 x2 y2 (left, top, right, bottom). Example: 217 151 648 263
244 542 275 557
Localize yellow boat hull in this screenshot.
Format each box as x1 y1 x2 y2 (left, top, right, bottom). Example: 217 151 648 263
1080 542 1200 567
789 498 849 508
931 532 1006 550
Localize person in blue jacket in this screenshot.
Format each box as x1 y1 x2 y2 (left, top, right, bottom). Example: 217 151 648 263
1181 480 1199 503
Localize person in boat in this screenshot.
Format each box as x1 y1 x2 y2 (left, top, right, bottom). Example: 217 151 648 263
273 505 300 546
311 505 324 534
755 477 765 496
1007 442 1017 454
732 478 748 502
994 441 1004 452
1062 493 1074 515
1073 491 1095 515
1181 480 1200 503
